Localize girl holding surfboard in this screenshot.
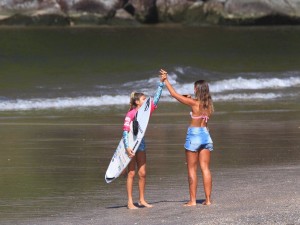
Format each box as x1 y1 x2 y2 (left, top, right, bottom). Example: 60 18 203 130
160 69 214 206
123 75 165 209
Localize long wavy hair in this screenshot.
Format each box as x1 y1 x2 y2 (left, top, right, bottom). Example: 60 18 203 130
194 80 214 115
129 92 144 111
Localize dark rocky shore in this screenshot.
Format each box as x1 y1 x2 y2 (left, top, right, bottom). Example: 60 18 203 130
1 0 300 26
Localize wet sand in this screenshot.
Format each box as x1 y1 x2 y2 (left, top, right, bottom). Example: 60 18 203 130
0 105 300 224
3 166 299 225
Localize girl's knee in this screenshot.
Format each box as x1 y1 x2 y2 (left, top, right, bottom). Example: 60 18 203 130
138 170 146 179
128 170 136 178
201 167 211 176
200 161 210 172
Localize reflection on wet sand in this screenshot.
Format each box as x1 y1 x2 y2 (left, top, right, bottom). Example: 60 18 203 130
0 104 299 224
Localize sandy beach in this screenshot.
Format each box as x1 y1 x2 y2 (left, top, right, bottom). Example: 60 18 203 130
31 166 299 225
2 166 299 225
1 103 299 225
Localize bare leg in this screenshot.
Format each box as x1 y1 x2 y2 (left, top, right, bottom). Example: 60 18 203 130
199 149 212 205
184 150 199 206
136 151 153 208
127 157 138 209
121 168 127 177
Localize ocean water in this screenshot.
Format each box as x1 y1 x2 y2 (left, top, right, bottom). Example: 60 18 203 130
0 69 300 111
0 26 300 223
0 26 300 112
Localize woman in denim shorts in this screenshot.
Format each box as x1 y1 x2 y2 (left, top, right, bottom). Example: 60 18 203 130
160 69 214 206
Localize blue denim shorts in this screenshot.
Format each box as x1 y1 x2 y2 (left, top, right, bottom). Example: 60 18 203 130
136 137 146 152
184 127 213 152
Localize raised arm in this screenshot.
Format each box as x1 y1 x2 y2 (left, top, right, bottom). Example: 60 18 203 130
160 69 196 107
153 82 165 107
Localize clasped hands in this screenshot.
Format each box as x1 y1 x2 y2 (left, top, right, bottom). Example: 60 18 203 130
159 69 168 82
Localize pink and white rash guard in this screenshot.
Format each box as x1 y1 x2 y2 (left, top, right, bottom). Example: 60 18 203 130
122 82 164 149
123 100 156 132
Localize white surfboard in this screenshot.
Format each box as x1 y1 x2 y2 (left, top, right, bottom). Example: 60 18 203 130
105 97 152 183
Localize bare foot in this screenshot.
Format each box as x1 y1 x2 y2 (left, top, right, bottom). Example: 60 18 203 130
183 201 196 207
127 203 138 210
138 201 153 208
202 201 211 206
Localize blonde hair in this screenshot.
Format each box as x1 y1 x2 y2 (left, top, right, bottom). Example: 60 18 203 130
194 80 214 115
129 92 144 111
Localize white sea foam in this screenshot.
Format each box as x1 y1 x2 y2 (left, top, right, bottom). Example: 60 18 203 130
157 75 300 101
163 76 300 94
210 77 300 93
214 93 282 101
0 92 289 111
0 75 298 111
0 95 129 111
122 74 300 95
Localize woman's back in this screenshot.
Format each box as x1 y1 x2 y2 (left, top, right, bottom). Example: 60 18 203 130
190 100 211 127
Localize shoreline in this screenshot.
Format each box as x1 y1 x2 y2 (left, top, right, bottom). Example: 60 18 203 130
1 23 300 29
0 103 299 224
2 164 299 225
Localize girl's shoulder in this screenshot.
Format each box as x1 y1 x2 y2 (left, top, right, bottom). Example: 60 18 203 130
125 108 137 119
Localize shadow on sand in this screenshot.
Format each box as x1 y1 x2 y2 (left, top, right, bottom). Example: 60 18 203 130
106 199 206 209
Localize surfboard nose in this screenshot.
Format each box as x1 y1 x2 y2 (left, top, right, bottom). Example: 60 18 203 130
105 174 115 183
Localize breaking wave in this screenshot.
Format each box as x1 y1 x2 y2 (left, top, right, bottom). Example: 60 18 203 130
1 70 299 111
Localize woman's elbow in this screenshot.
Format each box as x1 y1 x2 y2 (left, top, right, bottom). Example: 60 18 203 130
168 91 175 97
170 92 177 98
